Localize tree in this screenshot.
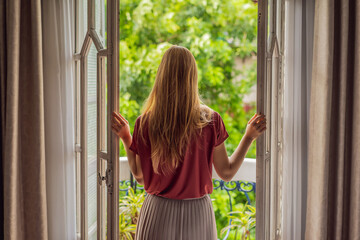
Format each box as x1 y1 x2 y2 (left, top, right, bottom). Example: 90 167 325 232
119 0 258 158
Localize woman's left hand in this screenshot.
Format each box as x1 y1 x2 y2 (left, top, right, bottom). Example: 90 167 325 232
111 111 131 141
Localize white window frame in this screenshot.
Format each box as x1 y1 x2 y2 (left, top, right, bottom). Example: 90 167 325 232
257 0 285 239
72 0 286 238
74 0 119 239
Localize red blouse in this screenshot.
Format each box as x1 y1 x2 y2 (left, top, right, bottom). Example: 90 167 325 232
129 111 229 199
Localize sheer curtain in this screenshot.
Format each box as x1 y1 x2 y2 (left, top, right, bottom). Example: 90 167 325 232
42 0 76 239
282 0 314 239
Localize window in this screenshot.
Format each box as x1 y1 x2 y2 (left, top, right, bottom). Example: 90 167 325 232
73 0 284 239
119 1 259 238
74 0 119 239
256 0 284 239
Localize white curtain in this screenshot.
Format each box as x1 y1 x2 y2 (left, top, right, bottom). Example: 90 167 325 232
42 0 76 239
282 0 314 239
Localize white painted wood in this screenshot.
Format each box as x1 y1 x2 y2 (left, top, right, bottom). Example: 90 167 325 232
97 54 107 239
79 36 92 240
107 0 119 239
257 1 285 240
75 0 114 239
213 158 256 182
90 29 104 51
118 157 256 182
256 0 269 239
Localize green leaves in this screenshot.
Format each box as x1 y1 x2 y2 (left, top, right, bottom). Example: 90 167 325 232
119 214 137 240
119 0 258 158
210 180 256 238
119 187 145 224
119 187 146 239
220 204 256 240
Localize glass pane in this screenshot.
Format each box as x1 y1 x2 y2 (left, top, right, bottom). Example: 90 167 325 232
78 0 88 51
105 58 108 150
74 60 81 236
266 58 271 153
100 56 108 152
87 43 98 238
95 0 107 47
88 231 97 240
75 150 81 236
276 0 282 49
267 0 271 50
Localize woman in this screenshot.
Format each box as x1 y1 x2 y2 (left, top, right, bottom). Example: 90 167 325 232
112 45 266 239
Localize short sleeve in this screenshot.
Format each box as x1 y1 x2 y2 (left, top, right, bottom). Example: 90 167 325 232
213 111 229 147
129 117 140 154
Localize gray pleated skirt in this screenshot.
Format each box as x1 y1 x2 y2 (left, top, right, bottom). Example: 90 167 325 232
135 193 218 240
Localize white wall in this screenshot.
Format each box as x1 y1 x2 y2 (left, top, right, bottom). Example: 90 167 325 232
119 157 256 182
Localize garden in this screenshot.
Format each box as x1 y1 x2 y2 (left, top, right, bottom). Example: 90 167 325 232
119 0 258 239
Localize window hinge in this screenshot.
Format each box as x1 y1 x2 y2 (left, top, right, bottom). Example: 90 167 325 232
98 172 106 185
75 144 82 152
258 12 262 25
98 168 113 193
275 227 281 239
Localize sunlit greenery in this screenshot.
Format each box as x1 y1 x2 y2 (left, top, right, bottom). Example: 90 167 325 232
211 184 256 239
119 0 258 239
119 0 258 158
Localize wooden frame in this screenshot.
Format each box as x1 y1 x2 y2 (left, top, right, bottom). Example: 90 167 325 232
106 0 119 238
80 34 92 240
74 0 119 239
74 0 289 238
257 0 284 239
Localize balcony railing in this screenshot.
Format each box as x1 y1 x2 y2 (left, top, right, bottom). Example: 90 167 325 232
119 157 256 240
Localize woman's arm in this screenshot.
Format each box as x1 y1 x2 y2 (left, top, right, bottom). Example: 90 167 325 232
213 113 266 182
111 112 144 184
120 135 144 184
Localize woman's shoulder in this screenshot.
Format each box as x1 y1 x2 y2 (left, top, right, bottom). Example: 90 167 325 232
198 106 225 132
207 110 226 131
203 107 221 122
134 114 147 125
199 105 227 126
199 105 216 121
132 115 146 133
211 110 220 118
134 114 151 134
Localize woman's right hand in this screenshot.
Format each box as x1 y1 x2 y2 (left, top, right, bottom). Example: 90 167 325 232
111 111 131 142
244 113 267 141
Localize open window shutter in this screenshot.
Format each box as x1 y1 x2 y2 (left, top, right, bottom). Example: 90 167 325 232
76 0 118 239
257 0 284 239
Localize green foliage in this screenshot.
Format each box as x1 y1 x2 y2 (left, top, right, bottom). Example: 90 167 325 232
119 187 146 239
119 187 146 224
119 0 258 158
210 181 255 238
119 214 136 240
119 1 258 235
220 204 256 240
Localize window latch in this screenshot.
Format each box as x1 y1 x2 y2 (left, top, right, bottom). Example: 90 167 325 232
98 168 113 193
98 172 106 184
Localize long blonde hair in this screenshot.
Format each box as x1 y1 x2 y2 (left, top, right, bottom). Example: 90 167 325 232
138 45 213 175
